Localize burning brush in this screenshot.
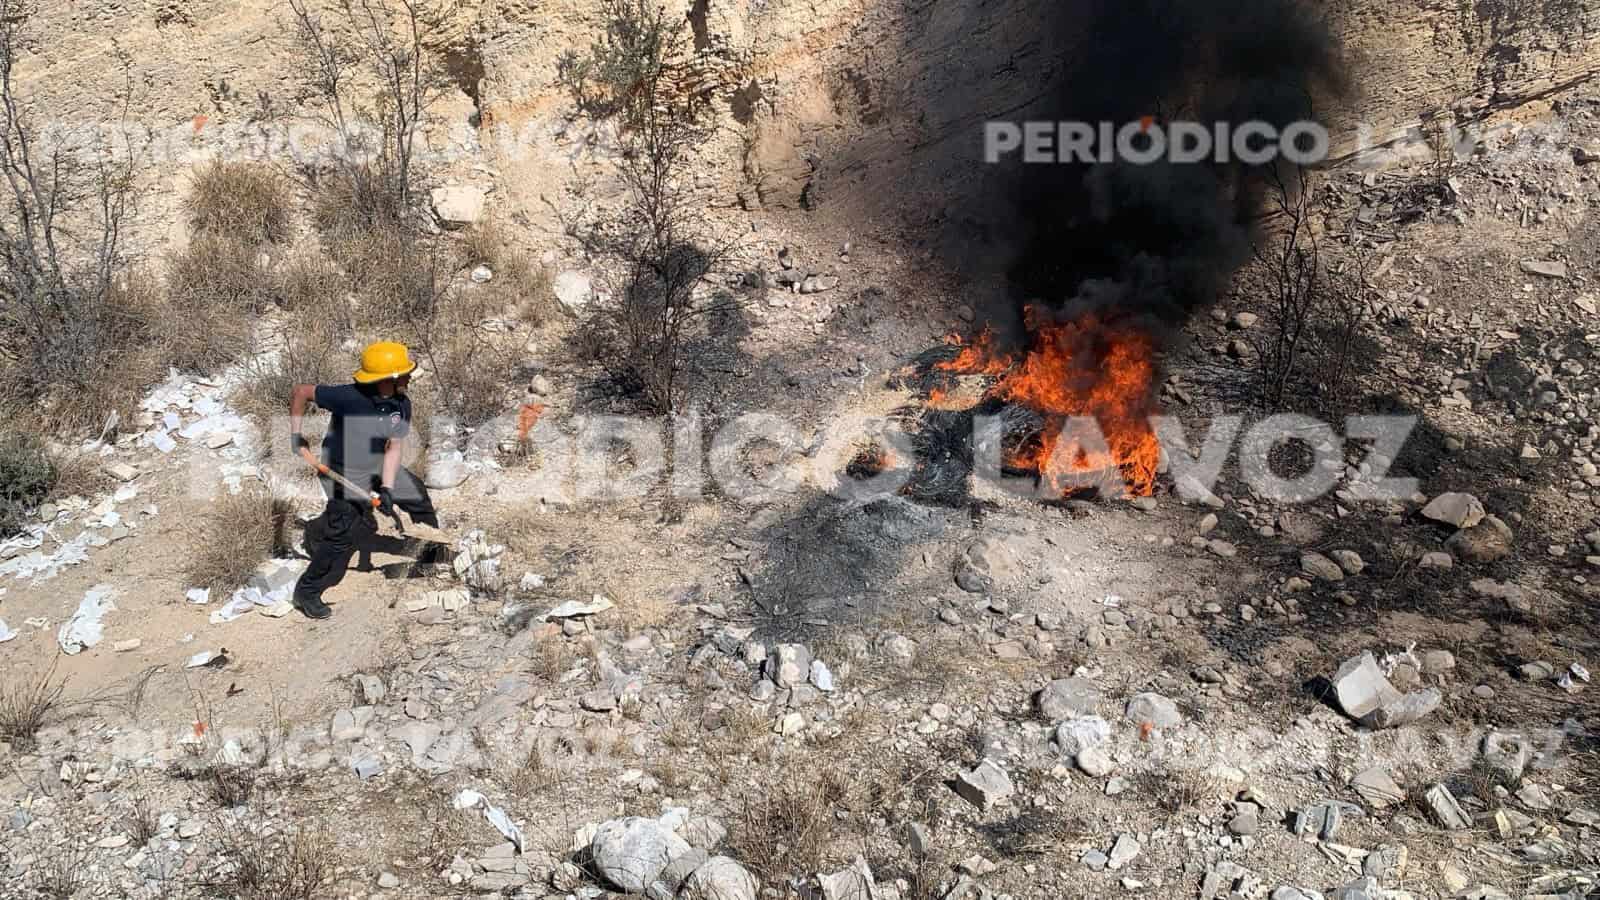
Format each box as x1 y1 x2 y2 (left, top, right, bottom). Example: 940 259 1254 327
893 307 1163 504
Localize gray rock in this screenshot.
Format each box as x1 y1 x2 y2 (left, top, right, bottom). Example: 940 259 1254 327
766 644 811 688
1036 677 1101 719
1081 849 1109 871
1124 692 1182 729
331 710 364 742
1482 731 1532 782
554 270 594 315
954 760 1014 809
581 690 618 712
907 822 932 858
590 817 693 893
1300 552 1345 582
430 185 488 225
1330 652 1440 728
377 871 401 889
1446 515 1514 563
1425 784 1471 829
1330 550 1365 575
679 816 727 851
1330 877 1380 900
1053 716 1111 757
1228 805 1260 836
682 855 757 900
1520 259 1569 279
1291 800 1363 840
354 674 386 705
1516 783 1553 811
1422 492 1485 529
818 857 876 900
646 848 708 900
750 681 777 702
877 633 915 664
1362 844 1407 881
1075 746 1114 777
1107 833 1139 869
1349 766 1405 808
1272 889 1325 900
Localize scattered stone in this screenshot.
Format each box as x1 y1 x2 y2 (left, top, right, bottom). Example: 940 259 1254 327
112 638 141 652
682 856 757 900
1350 766 1405 809
1515 783 1553 811
1520 259 1569 279
774 712 804 736
553 270 594 314
809 659 835 692
1227 805 1260 836
1291 800 1363 841
1362 844 1408 881
107 463 139 482
766 644 811 688
1198 513 1219 534
1421 492 1485 529
1330 549 1365 575
1124 692 1182 729
1054 716 1111 757
907 822 932 858
1207 539 1237 558
1420 649 1455 674
1418 551 1453 569
1446 515 1514 563
1300 552 1345 582
1519 660 1555 680
1081 849 1109 872
430 184 488 225
817 857 876 900
1075 746 1114 777
590 817 693 893
1036 677 1100 719
1425 783 1471 829
1330 651 1441 728
954 760 1014 809
377 871 400 889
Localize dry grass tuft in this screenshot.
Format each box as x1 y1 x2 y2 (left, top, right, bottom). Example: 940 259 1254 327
272 247 347 314
0 655 68 751
1137 765 1222 817
185 160 294 246
726 758 861 886
206 817 336 900
458 221 554 322
231 317 351 432
0 428 56 537
182 487 293 595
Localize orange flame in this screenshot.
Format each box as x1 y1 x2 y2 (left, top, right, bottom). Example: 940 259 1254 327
938 309 1161 497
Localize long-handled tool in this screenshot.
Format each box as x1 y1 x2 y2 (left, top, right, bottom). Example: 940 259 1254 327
297 446 406 534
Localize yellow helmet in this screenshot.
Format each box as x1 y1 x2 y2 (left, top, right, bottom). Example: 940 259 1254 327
353 341 418 383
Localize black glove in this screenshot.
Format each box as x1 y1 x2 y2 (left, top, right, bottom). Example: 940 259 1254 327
375 486 397 518
291 433 311 453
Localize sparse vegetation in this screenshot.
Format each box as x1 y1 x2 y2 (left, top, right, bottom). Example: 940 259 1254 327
559 0 741 411
206 817 336 900
182 487 293 595
0 428 55 537
0 654 67 751
185 160 294 246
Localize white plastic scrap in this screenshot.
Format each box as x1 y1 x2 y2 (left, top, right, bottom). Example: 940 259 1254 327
1 531 92 582
185 650 219 668
58 585 117 654
0 619 15 643
209 580 294 625
1574 663 1592 683
452 789 525 852
185 588 211 605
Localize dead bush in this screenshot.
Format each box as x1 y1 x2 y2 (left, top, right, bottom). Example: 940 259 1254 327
272 247 346 314
1136 765 1221 817
182 487 292 595
0 7 159 433
727 760 858 886
0 428 55 537
231 317 350 431
206 816 335 900
31 841 90 899
459 221 554 322
308 162 410 240
185 159 294 246
0 655 67 751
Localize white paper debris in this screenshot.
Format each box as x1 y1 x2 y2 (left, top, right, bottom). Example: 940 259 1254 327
185 588 211 605
0 619 16 643
151 432 177 454
1574 663 1592 683
185 650 218 668
58 585 117 654
451 789 524 852
519 572 546 591
542 595 614 621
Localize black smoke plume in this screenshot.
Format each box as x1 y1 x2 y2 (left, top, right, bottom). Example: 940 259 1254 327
984 0 1347 342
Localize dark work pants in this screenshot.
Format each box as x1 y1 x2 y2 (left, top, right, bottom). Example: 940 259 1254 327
293 466 438 603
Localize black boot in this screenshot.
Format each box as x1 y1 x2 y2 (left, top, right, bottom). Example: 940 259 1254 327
293 591 332 620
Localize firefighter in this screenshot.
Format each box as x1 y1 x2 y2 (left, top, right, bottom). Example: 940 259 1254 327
289 341 439 619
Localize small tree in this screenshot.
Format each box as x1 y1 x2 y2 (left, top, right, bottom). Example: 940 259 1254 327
0 0 153 428
1250 163 1320 408
560 0 740 412
287 0 449 236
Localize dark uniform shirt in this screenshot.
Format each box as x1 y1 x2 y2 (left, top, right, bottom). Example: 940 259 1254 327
314 383 412 491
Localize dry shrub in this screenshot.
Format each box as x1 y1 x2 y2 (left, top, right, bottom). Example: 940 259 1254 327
0 654 67 751
459 221 554 322
185 160 294 246
231 318 351 431
309 163 408 241
0 269 169 434
329 227 448 328
182 487 292 595
206 817 336 900
1137 765 1222 816
272 248 345 314
0 428 55 537
727 759 859 886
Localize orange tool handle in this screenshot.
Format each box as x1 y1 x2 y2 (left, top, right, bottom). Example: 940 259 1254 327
297 446 381 508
